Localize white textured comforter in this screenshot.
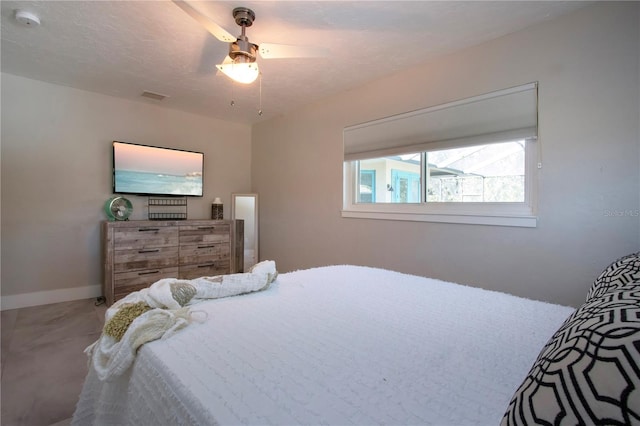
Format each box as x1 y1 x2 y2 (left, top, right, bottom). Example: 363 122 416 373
73 265 574 425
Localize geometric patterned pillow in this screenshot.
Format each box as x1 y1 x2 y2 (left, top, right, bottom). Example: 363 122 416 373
585 252 640 302
501 287 640 425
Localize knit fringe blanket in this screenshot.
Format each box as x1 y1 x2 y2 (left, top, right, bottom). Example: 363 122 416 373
86 260 278 381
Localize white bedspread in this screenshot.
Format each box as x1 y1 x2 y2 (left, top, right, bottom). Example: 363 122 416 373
73 265 574 425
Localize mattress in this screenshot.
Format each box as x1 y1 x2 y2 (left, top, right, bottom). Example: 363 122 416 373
73 265 574 425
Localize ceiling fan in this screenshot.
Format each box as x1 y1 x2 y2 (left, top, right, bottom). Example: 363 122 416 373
173 0 327 84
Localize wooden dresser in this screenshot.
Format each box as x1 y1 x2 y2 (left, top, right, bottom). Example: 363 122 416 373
102 220 243 305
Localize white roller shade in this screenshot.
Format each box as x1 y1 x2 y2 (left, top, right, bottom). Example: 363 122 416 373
344 83 538 161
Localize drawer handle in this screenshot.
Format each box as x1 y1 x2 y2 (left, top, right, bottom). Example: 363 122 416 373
139 228 160 232
138 270 160 275
138 249 160 253
198 263 216 268
197 226 216 230
197 245 216 249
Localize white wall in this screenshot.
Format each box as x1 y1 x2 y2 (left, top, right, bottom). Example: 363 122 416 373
1 74 252 309
253 2 640 307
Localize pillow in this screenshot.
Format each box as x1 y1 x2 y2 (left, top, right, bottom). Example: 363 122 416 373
585 252 640 302
501 287 640 425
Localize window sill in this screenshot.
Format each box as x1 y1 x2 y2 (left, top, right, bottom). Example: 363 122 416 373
341 209 537 228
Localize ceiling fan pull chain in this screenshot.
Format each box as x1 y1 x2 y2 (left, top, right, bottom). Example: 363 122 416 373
258 73 263 116
230 82 235 107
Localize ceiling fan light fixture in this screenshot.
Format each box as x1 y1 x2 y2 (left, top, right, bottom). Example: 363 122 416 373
216 61 259 84
175 3 322 89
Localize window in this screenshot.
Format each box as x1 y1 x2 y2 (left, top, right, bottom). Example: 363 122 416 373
343 83 538 227
426 142 525 203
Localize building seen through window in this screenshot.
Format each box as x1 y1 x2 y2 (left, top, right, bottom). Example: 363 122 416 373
357 140 525 204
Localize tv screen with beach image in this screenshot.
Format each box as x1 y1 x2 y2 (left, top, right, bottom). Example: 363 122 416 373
113 141 204 196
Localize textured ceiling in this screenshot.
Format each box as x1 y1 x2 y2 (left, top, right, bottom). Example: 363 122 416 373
1 1 589 125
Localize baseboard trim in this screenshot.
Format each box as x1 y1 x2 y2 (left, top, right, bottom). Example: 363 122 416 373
1 285 102 311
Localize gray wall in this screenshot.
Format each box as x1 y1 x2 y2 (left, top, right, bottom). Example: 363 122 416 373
1 74 252 307
252 2 640 307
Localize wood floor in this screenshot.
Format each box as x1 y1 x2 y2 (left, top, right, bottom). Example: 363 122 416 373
1 298 106 426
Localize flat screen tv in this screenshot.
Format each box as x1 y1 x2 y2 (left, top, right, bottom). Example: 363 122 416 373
112 141 204 197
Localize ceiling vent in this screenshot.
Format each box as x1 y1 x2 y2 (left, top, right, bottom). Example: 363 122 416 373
141 91 168 101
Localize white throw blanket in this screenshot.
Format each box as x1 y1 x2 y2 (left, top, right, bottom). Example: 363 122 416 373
85 260 277 382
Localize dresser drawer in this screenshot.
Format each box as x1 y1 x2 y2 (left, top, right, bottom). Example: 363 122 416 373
114 283 153 302
114 267 179 300
179 243 229 265
114 226 179 250
180 224 230 245
180 260 230 280
114 246 179 272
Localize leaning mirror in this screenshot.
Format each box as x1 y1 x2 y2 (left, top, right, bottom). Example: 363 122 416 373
231 193 258 271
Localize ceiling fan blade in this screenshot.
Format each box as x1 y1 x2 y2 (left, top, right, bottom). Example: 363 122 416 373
214 55 232 76
172 0 236 43
258 43 328 59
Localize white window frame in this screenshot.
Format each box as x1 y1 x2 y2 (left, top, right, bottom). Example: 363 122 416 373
341 83 539 228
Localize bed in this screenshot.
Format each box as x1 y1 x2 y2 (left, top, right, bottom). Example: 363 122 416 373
73 255 640 425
